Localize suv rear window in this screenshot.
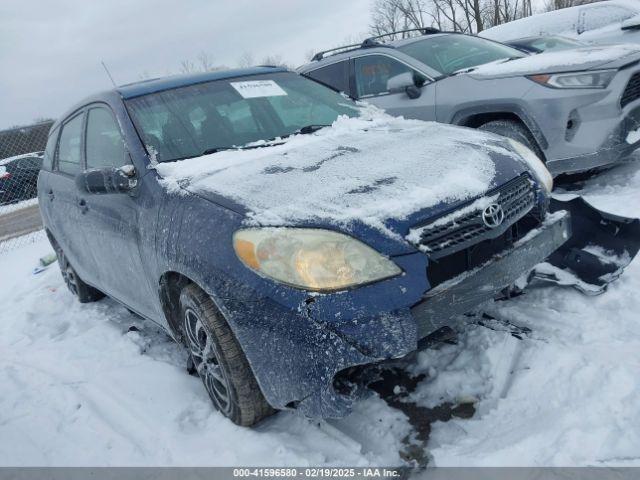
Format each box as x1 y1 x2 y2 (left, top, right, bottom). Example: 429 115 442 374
126 72 358 163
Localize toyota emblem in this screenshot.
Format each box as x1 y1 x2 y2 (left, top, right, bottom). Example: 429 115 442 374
482 203 505 228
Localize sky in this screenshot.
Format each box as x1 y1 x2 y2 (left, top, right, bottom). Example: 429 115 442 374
0 0 371 130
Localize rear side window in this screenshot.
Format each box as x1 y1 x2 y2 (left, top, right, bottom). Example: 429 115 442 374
56 114 84 175
306 62 349 93
42 126 60 171
85 107 127 169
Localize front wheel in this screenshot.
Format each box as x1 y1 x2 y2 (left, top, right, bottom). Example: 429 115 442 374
180 284 274 426
478 119 544 160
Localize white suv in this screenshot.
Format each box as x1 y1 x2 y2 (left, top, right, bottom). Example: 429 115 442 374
481 0 640 46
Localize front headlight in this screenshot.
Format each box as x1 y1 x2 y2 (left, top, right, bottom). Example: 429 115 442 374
528 70 616 89
233 228 402 292
507 138 554 192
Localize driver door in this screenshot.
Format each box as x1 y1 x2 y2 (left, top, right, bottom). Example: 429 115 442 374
351 54 436 121
78 105 157 318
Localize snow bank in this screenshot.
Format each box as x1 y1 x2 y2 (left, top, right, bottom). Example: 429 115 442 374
0 241 410 466
471 44 640 77
155 108 511 236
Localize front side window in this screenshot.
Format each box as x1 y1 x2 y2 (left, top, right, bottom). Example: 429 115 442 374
56 114 83 175
399 35 525 75
126 72 358 163
306 61 349 93
354 55 420 98
85 107 127 169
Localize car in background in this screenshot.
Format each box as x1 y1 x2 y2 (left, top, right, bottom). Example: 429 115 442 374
507 35 585 54
40 66 629 426
0 152 43 205
481 0 640 46
298 28 640 175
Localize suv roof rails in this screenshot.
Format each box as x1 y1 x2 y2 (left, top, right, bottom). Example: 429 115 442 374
310 27 441 62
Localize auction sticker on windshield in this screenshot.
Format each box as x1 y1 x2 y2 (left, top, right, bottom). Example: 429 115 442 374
231 80 287 98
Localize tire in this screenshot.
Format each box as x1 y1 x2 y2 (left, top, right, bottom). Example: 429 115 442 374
179 284 274 426
55 246 104 303
478 119 544 161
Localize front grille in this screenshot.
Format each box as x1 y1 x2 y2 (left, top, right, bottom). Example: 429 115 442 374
621 72 640 109
411 174 536 260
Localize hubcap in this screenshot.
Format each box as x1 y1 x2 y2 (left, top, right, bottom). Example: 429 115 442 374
183 308 233 415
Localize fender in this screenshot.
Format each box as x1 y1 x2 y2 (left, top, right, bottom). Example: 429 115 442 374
450 103 549 152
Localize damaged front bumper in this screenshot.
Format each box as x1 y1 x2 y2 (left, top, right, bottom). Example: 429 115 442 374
411 210 571 339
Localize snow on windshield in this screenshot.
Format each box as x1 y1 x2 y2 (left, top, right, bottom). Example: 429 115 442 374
155 107 517 236
470 44 640 77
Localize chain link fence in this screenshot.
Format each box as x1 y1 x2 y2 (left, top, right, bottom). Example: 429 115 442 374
0 120 53 254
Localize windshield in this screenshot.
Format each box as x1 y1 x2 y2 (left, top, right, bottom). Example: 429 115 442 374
126 72 359 162
398 35 526 75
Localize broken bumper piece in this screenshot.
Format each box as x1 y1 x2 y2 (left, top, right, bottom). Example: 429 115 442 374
411 211 572 339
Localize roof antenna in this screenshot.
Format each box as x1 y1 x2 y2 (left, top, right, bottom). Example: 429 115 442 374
101 60 117 87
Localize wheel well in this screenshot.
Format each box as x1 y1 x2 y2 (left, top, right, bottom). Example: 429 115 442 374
460 111 523 129
159 271 193 342
45 229 59 250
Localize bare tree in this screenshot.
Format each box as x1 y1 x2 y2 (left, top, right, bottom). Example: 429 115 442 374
370 0 540 35
237 52 255 68
179 51 227 74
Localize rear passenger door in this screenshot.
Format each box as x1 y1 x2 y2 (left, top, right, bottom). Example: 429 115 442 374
351 54 436 121
46 112 97 282
79 105 157 317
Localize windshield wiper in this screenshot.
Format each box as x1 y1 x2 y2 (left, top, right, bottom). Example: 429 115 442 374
297 124 330 134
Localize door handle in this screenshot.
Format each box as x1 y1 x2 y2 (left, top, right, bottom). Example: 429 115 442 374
47 189 55 201
78 198 89 214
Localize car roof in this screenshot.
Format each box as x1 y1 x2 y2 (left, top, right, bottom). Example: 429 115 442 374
116 66 288 99
50 66 290 131
299 32 451 71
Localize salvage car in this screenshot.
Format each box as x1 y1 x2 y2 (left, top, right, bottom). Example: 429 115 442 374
38 67 640 426
298 29 640 175
0 152 43 205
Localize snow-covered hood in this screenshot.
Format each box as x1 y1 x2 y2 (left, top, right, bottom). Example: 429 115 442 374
155 110 531 246
470 44 640 78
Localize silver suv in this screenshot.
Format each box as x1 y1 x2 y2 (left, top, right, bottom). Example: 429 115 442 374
298 29 640 175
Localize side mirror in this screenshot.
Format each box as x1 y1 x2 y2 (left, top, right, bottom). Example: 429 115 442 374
75 165 137 194
387 72 422 99
621 15 640 30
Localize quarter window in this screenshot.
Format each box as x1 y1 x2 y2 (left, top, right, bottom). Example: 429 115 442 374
306 61 349 93
42 125 60 171
85 107 127 169
56 114 84 175
354 55 419 98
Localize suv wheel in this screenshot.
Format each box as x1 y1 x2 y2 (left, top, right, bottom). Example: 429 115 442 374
478 120 544 160
179 284 274 426
55 247 104 303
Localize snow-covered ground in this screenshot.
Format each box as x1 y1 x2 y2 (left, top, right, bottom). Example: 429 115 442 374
1 160 640 467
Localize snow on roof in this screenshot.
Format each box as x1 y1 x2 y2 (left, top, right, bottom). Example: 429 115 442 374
470 43 640 77
480 0 640 42
155 107 518 236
